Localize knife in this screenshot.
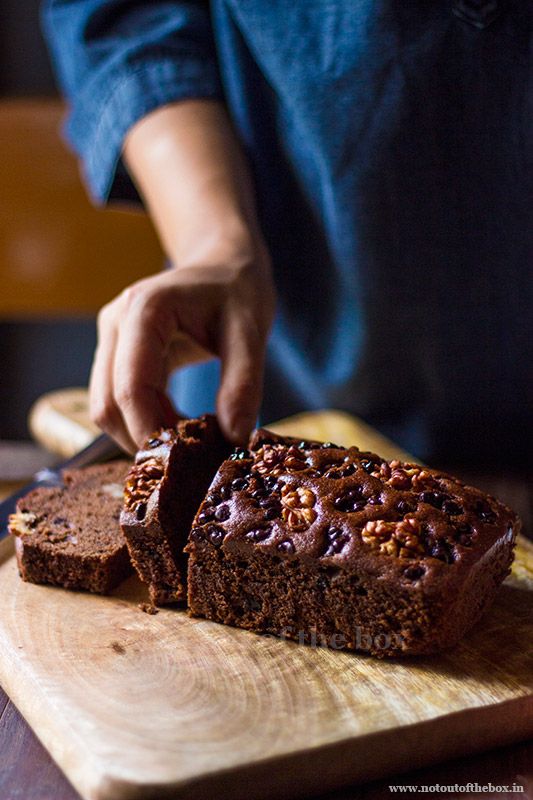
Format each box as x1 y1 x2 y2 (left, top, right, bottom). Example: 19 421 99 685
0 434 123 540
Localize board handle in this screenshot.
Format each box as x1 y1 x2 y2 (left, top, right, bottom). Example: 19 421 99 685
29 388 98 458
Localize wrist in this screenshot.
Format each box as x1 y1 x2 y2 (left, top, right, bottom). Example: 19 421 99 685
171 212 262 269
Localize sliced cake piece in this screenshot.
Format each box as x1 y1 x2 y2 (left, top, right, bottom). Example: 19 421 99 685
186 431 519 657
8 460 132 594
120 415 232 606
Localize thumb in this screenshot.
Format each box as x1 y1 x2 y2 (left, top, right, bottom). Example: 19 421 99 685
216 313 266 444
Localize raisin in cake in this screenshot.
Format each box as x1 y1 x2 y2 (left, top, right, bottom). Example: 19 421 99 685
120 415 232 606
186 432 519 657
8 461 132 594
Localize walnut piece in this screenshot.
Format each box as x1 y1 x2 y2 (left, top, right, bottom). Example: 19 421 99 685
281 485 317 531
411 469 440 491
124 458 164 513
386 461 421 489
252 444 307 477
283 446 308 472
371 462 391 481
361 517 424 559
8 511 38 536
252 444 284 475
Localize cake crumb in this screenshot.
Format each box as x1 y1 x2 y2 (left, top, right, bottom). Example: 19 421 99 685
138 602 159 615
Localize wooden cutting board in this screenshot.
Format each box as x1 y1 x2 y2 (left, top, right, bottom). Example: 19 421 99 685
1 408 532 800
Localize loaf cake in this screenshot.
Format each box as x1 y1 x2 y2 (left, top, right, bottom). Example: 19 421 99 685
120 415 232 605
186 432 519 657
9 460 132 594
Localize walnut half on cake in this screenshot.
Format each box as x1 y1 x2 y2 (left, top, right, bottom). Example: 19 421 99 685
186 431 519 657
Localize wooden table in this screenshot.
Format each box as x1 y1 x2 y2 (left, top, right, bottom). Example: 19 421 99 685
1 454 532 799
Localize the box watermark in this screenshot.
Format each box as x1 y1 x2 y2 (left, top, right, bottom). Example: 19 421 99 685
262 624 404 652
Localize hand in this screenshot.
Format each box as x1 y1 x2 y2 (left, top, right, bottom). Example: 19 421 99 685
89 238 275 453
89 99 274 452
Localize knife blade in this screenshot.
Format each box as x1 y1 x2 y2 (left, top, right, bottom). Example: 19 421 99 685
0 434 123 540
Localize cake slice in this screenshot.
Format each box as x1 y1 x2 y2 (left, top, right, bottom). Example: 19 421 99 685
8 460 132 594
120 415 232 606
186 431 519 657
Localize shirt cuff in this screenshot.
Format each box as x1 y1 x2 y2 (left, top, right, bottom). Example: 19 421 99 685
64 58 223 205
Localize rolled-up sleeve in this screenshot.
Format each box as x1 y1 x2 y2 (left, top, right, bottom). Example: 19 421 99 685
42 1 223 203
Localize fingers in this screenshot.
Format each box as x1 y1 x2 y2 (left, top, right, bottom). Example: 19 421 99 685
216 311 266 443
89 305 138 454
112 288 179 447
89 257 273 452
90 290 179 452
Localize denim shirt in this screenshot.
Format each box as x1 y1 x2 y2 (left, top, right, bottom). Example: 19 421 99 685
42 1 531 464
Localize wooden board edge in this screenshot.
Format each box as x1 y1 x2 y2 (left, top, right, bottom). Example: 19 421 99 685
29 387 99 459
85 695 533 800
2 678 532 800
0 626 108 800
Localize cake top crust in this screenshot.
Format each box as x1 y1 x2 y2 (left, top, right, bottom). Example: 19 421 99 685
187 430 519 581
122 414 227 524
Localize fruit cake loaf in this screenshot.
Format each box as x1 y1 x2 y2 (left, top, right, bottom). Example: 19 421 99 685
120 415 232 606
8 460 132 594
186 432 519 657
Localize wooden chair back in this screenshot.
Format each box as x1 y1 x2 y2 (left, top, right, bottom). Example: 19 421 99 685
0 99 163 317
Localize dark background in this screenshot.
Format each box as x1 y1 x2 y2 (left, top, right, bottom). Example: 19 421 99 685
1 0 98 440
0 0 55 95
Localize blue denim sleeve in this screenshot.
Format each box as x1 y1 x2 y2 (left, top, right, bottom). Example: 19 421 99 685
42 1 223 204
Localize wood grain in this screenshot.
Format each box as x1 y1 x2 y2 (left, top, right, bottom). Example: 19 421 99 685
0 412 531 800
1 675 531 800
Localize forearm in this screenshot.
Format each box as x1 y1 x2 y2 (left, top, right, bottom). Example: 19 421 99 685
92 98 274 448
123 99 261 266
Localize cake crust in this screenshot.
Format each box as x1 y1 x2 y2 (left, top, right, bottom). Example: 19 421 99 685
186 431 519 657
